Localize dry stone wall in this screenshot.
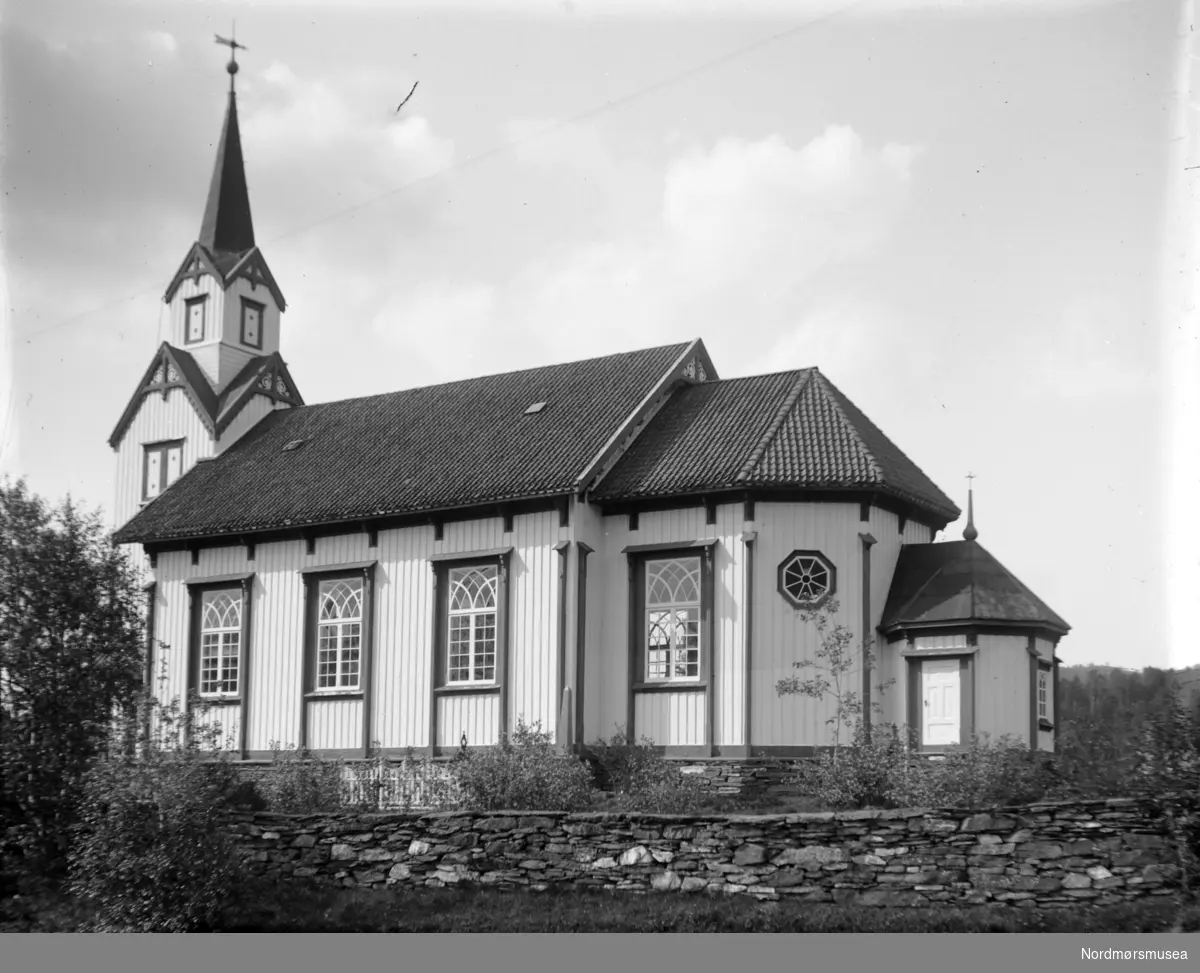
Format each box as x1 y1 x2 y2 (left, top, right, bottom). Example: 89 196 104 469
228 798 1180 908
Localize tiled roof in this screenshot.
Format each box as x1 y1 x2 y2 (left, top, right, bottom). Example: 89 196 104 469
592 368 960 523
108 343 304 450
113 342 693 543
881 540 1070 636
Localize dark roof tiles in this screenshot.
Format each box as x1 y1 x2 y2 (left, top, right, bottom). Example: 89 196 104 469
114 342 692 543
881 540 1070 636
593 368 959 522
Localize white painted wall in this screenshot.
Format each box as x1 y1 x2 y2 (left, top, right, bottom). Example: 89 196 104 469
112 387 216 533
149 510 569 753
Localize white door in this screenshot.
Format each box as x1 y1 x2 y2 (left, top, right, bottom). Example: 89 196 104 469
922 658 960 746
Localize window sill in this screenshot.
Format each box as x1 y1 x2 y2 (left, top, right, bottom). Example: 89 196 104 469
1038 718 1055 731
304 691 364 701
632 681 707 693
435 684 501 696
197 696 242 706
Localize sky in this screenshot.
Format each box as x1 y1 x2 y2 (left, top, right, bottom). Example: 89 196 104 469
0 0 1192 670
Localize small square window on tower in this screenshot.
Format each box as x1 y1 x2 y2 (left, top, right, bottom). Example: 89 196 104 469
185 296 208 344
241 297 265 350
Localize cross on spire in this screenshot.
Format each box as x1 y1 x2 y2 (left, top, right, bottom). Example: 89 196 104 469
963 472 978 542
214 25 247 93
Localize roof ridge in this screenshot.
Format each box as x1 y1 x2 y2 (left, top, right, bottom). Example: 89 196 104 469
893 563 947 625
290 341 694 412
810 371 884 484
735 369 814 484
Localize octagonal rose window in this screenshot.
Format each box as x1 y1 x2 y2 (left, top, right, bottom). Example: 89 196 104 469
777 550 836 609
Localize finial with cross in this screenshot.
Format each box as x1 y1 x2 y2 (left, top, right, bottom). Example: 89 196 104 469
214 25 247 92
966 471 975 488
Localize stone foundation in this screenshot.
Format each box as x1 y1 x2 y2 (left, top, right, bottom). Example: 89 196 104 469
227 797 1181 907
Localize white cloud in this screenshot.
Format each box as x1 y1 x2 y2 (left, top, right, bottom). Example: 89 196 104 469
353 125 922 377
241 62 454 215
140 30 177 57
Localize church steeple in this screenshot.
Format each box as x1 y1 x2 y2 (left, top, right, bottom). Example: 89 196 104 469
160 32 288 392
198 84 255 256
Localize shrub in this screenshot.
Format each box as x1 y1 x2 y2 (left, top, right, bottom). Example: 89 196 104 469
789 724 905 809
788 723 1060 810
887 732 1060 809
257 743 348 813
586 727 704 813
67 698 255 932
451 719 595 811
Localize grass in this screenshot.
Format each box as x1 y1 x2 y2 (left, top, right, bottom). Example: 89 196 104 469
5 881 1197 933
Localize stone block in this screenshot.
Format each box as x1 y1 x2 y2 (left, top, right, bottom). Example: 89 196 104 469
733 843 768 866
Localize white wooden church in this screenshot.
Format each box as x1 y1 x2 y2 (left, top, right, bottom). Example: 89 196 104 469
111 59 1070 763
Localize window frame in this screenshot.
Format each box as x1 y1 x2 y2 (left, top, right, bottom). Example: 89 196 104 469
776 549 836 610
429 548 512 755
642 555 704 685
313 576 365 693
142 439 184 502
197 589 244 698
623 540 717 756
185 573 255 756
445 564 500 686
1035 656 1055 732
240 296 265 350
184 295 208 345
302 566 375 699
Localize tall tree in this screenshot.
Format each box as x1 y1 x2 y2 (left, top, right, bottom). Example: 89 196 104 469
0 478 145 870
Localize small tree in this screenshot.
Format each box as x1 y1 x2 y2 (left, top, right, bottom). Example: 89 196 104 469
69 695 255 932
775 600 893 758
0 478 146 872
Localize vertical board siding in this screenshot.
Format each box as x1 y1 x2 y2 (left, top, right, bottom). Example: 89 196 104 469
224 275 282 359
307 699 363 751
167 274 223 348
218 396 285 453
575 502 606 745
866 507 903 728
194 706 240 752
634 692 705 746
149 512 564 756
975 635 1029 744
751 502 866 748
592 504 744 749
437 694 500 748
113 388 215 532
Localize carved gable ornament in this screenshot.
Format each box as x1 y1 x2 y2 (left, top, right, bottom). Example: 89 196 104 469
681 356 708 382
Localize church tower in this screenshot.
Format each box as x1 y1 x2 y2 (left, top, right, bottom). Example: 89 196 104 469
109 38 304 532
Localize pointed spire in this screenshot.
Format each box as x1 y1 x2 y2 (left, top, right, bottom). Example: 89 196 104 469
199 33 255 255
963 473 978 542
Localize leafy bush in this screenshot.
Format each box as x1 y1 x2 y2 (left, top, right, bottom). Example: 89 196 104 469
451 719 595 811
257 742 349 813
790 723 1060 810
888 732 1060 809
67 698 256 932
586 727 705 813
